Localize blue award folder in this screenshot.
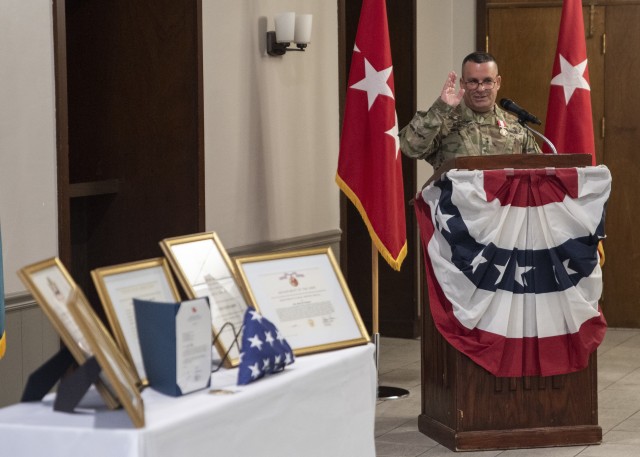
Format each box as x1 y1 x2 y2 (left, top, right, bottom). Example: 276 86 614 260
134 297 212 396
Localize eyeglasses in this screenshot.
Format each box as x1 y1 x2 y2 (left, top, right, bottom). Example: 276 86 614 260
463 79 497 90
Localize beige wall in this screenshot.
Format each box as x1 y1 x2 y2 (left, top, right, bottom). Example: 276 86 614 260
202 1 341 249
415 0 476 188
0 1 476 405
0 0 58 295
0 0 477 294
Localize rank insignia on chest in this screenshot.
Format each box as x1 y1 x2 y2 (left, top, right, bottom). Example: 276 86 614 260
497 119 507 136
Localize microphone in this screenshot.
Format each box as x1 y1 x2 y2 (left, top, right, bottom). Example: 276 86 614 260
499 98 541 125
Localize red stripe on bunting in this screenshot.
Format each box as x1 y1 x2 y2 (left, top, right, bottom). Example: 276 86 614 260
415 192 606 377
482 168 580 207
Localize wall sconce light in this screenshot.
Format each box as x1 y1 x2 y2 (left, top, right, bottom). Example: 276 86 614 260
266 12 312 56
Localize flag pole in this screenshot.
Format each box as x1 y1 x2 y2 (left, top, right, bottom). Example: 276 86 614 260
372 241 409 400
372 241 379 335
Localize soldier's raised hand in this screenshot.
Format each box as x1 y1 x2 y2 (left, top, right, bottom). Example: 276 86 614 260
440 71 465 107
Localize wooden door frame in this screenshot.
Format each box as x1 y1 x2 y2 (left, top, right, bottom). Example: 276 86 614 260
52 0 72 267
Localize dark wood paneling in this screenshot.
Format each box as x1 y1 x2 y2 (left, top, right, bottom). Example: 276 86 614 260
602 4 640 326
55 0 204 307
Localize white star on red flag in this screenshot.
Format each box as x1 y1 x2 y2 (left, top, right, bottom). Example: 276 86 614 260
543 0 595 163
550 54 591 105
350 57 394 110
384 111 400 158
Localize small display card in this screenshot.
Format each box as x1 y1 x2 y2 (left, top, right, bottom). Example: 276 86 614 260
134 297 212 396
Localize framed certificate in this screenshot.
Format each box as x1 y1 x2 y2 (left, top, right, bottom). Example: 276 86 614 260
91 257 181 386
67 287 145 428
234 247 370 356
160 232 249 367
17 257 119 409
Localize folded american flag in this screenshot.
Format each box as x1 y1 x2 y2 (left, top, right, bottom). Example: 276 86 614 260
237 308 294 385
415 166 611 377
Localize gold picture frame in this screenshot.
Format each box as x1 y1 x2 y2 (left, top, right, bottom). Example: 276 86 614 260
91 257 182 386
160 232 249 368
234 247 370 356
67 287 145 428
17 257 119 409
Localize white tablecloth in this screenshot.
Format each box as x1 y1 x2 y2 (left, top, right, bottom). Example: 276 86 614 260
0 344 376 457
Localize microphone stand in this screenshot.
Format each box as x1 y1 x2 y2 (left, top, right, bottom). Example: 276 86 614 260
518 118 558 154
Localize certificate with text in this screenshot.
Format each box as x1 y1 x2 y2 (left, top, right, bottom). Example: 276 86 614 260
18 257 120 409
92 258 181 385
235 247 369 355
161 232 249 367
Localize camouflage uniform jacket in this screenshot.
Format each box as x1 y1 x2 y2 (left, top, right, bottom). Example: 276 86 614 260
399 98 541 170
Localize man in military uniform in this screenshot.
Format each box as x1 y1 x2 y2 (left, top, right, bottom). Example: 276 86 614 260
399 52 541 170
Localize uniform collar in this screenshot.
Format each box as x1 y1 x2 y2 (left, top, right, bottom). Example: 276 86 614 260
460 100 504 125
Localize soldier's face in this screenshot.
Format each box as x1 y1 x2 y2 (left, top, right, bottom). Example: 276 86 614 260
460 61 501 113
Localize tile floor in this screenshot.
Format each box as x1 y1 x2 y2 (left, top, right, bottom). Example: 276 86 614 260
375 328 640 457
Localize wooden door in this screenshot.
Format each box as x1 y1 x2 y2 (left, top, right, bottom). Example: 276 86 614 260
601 4 640 327
54 0 204 310
480 0 639 327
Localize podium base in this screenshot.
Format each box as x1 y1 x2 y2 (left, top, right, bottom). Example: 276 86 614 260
419 414 602 451
377 385 409 400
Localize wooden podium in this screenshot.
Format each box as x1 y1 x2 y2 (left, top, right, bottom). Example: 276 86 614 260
418 153 602 451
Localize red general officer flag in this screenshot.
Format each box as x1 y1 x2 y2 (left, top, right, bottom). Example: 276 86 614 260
336 0 407 271
544 0 596 165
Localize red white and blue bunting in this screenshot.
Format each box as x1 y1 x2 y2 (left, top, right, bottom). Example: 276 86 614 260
415 166 611 377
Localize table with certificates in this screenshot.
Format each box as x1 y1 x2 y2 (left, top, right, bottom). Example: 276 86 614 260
0 344 377 457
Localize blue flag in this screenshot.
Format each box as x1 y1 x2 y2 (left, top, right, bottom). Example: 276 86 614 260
0 226 5 359
237 308 294 385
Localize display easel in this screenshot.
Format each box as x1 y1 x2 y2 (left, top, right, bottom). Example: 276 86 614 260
21 346 102 413
211 321 244 372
